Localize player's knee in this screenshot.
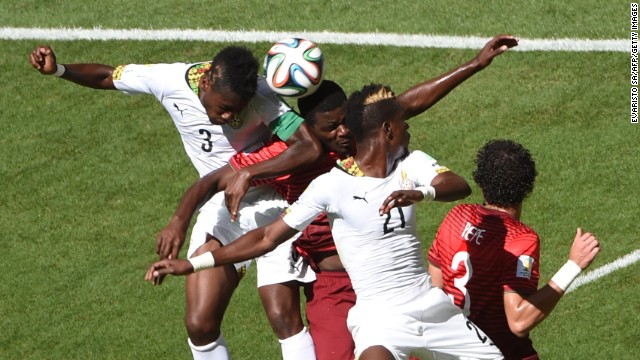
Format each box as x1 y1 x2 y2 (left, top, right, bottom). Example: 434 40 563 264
264 306 304 339
185 313 221 344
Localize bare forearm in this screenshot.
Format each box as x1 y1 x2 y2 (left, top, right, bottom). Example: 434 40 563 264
398 59 482 119
212 220 298 266
505 285 563 337
431 172 472 202
169 172 223 232
59 63 117 89
242 123 323 180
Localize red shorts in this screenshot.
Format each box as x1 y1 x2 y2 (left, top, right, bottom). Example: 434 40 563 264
305 271 356 360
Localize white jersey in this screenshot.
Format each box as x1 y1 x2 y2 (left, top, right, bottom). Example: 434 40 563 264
283 151 447 306
112 62 292 177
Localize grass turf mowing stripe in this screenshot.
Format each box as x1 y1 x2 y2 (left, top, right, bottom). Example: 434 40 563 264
567 249 640 293
1 27 628 52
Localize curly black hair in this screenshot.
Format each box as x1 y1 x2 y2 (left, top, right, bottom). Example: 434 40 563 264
208 46 258 101
345 84 401 143
473 139 537 207
297 80 346 125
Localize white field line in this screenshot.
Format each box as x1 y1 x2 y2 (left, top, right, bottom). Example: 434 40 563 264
566 249 640 293
1 27 628 52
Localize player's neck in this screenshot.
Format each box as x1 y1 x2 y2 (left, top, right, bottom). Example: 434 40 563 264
482 203 522 220
353 142 388 178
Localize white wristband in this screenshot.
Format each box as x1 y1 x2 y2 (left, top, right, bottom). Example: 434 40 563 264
550 260 581 292
188 252 216 272
415 185 436 201
54 64 66 77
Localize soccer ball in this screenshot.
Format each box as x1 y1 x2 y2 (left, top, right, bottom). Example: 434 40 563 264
263 38 324 98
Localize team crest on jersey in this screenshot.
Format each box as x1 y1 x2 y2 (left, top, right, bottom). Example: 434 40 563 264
227 117 243 129
516 255 535 279
400 170 414 190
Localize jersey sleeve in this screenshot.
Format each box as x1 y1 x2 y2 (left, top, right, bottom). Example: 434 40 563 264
269 111 305 141
402 150 451 188
112 63 183 97
501 232 540 295
250 77 301 141
282 176 328 232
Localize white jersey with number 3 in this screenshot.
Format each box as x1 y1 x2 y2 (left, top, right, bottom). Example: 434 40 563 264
284 150 444 306
112 62 291 177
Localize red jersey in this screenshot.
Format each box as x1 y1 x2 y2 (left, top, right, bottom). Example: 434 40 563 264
229 137 340 204
428 204 540 360
229 137 341 263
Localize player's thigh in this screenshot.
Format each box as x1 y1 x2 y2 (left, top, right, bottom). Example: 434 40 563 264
185 238 241 324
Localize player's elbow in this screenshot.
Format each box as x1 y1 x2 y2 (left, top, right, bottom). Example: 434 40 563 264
507 320 532 338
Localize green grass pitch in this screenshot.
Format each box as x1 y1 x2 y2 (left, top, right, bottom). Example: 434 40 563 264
0 1 637 359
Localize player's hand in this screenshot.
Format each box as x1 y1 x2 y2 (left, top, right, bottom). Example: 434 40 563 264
474 34 518 69
224 170 251 222
568 228 600 270
156 222 186 260
145 259 194 285
379 190 424 215
29 45 59 75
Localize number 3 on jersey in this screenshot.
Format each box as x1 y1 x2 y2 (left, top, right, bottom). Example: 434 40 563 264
199 129 213 152
450 251 472 315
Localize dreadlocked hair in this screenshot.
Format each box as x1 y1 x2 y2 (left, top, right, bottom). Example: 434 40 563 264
473 139 537 208
345 84 400 143
297 80 346 125
209 46 259 101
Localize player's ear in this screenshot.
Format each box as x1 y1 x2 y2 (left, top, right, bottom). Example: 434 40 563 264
383 121 393 140
200 74 212 92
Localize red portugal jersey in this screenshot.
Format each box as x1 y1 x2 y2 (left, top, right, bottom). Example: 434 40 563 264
428 204 540 360
230 137 340 204
230 137 342 264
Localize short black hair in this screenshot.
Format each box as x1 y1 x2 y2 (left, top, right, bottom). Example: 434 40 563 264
473 139 537 207
208 46 258 101
297 80 346 125
345 84 401 143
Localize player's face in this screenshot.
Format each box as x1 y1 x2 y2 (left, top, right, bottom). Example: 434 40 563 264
310 106 354 156
199 84 248 126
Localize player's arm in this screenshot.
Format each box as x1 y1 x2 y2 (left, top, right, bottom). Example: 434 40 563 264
503 228 600 337
156 166 236 260
428 263 444 289
146 217 300 284
379 170 470 214
29 45 116 89
430 171 471 202
397 34 518 120
224 118 323 220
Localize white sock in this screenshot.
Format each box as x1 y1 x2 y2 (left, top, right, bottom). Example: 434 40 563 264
278 326 316 360
188 334 230 360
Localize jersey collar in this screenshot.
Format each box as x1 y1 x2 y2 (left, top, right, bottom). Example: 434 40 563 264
185 62 212 95
337 156 365 177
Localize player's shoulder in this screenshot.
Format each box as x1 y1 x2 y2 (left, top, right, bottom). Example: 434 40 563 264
505 218 539 243
402 150 437 164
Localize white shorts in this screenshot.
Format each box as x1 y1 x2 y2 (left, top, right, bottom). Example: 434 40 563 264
188 185 315 286
347 288 503 360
